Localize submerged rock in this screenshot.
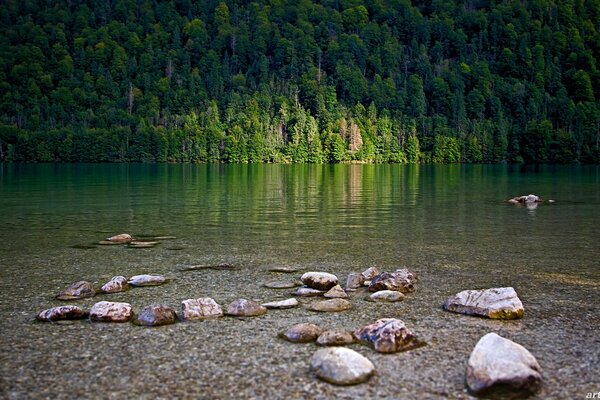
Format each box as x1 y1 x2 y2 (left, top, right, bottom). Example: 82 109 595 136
134 304 178 326
308 298 352 312
107 233 132 242
368 269 416 293
262 298 299 309
182 263 239 271
310 347 375 385
345 273 365 291
324 284 348 299
268 266 300 273
56 281 96 300
181 298 223 320
361 267 381 281
279 323 324 343
508 194 542 204
301 272 339 291
90 301 133 322
369 290 405 302
293 287 325 297
466 332 542 398
100 276 129 293
37 305 88 322
354 318 425 353
316 330 356 346
128 241 158 248
443 287 524 319
263 281 299 289
128 274 168 287
226 299 267 317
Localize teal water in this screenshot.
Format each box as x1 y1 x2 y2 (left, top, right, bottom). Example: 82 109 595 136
0 164 598 398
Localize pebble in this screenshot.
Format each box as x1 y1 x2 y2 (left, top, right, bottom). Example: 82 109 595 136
361 267 381 281
278 323 324 343
226 299 267 317
369 290 405 302
308 298 352 312
55 281 96 300
316 330 356 346
354 318 424 353
368 269 416 293
268 267 300 273
324 284 348 299
100 276 129 293
263 281 299 289
107 233 132 242
310 347 375 385
301 272 339 291
128 274 168 287
345 273 365 291
181 298 223 320
37 305 88 322
134 304 178 326
89 301 133 322
293 287 325 297
262 298 299 309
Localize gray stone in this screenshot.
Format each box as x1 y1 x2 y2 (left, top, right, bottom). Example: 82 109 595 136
301 272 339 291
100 276 129 293
369 290 405 302
107 233 132 242
279 323 323 343
316 330 356 346
466 333 542 397
361 267 381 281
181 298 223 320
263 281 299 289
37 305 88 322
128 274 168 287
308 298 352 312
90 301 133 322
368 269 416 293
345 273 365 291
310 347 375 385
134 304 177 326
56 281 96 300
354 318 424 353
262 298 299 309
226 299 267 317
443 287 524 319
324 284 348 299
293 287 325 297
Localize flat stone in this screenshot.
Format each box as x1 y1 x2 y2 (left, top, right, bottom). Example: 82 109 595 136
361 267 381 281
107 233 132 242
324 284 348 299
368 269 416 293
134 304 178 326
263 281 299 289
310 347 375 385
128 241 158 248
98 240 123 245
466 333 542 397
100 276 129 293
354 318 425 353
153 236 176 240
279 323 324 343
90 301 132 322
316 330 356 346
369 290 405 302
128 274 168 287
301 272 339 291
293 287 325 297
268 266 300 273
37 305 88 321
55 281 96 300
308 298 352 312
262 298 299 309
226 299 267 317
181 298 223 320
345 273 365 291
443 287 524 319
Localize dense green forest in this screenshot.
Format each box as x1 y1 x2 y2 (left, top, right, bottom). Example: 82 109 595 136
0 0 598 163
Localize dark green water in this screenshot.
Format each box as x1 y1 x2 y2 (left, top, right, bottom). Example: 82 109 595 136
0 164 598 399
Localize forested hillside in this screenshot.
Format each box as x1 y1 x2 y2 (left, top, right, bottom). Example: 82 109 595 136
0 0 598 163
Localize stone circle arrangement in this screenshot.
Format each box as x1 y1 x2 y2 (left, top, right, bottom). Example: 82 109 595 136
38 233 542 398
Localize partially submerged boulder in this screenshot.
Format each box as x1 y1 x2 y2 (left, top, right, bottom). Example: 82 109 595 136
443 287 524 319
466 332 542 398
37 305 88 322
354 318 425 353
55 281 96 300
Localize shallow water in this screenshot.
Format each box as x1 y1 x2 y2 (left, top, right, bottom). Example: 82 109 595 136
0 163 598 399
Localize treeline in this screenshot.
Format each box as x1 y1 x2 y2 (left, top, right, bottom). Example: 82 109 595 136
0 0 598 163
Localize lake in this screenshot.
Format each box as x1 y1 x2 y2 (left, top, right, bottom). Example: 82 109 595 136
0 163 598 398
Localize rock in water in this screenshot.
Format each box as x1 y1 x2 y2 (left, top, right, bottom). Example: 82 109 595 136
37 305 88 321
324 284 348 299
361 267 381 281
134 304 178 326
90 301 133 322
443 287 524 319
308 299 352 312
263 281 299 289
128 274 168 287
56 281 96 300
369 290 405 302
226 299 267 317
301 272 339 290
107 233 132 242
100 276 129 293
181 298 223 320
316 330 356 346
466 332 542 397
354 318 425 353
262 298 299 309
368 269 416 293
310 347 375 385
293 287 325 297
279 323 324 343
345 273 365 291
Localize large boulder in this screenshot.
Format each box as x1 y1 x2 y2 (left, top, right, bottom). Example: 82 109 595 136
443 287 524 319
37 305 88 322
310 347 375 385
368 269 416 293
354 318 425 353
181 298 223 320
55 281 96 300
89 301 133 322
301 272 338 291
466 332 542 397
134 304 178 326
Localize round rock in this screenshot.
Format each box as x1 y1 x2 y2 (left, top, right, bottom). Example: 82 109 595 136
301 272 339 291
90 301 133 322
37 305 88 322
316 330 356 346
308 299 352 312
226 299 267 317
279 323 324 343
310 347 375 385
369 290 405 302
100 276 129 293
134 304 178 326
56 281 96 300
128 274 168 287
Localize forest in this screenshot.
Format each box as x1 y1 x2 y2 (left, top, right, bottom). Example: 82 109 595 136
0 0 598 163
